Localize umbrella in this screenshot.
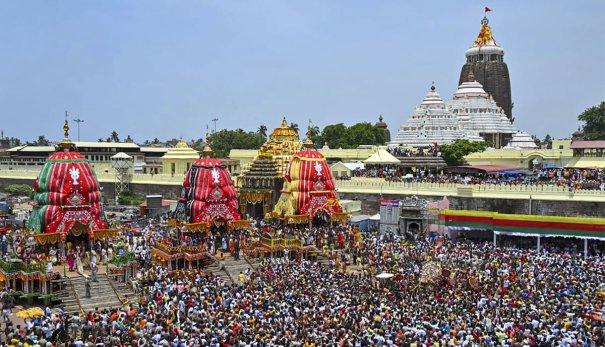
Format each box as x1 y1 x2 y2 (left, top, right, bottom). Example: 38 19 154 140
376 273 394 279
16 307 44 319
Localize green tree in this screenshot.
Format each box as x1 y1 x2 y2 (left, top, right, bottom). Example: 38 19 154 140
344 122 380 149
98 138 104 143
257 125 267 138
289 122 299 134
542 134 552 145
309 125 320 137
314 122 387 149
143 140 151 146
10 137 21 146
153 138 160 145
190 138 206 152
439 139 490 166
578 101 605 140
125 135 133 142
315 123 348 149
36 135 49 146
110 131 120 143
208 129 266 158
106 137 111 143
5 184 33 198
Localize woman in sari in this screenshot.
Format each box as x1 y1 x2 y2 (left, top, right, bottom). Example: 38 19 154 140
76 254 84 273
67 251 75 271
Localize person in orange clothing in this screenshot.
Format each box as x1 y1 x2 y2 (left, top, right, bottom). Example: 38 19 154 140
229 237 235 256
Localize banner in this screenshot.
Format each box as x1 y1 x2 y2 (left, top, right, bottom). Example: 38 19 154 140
380 200 399 207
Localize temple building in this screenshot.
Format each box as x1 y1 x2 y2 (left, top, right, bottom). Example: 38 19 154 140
388 83 484 147
447 72 516 148
237 118 303 219
459 15 513 123
374 115 391 142
160 139 200 175
501 131 539 149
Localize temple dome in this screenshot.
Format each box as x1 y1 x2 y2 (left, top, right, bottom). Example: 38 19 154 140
175 139 189 148
421 83 445 107
454 80 489 97
269 117 299 142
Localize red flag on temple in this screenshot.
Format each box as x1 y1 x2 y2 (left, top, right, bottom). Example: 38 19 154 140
485 7 492 12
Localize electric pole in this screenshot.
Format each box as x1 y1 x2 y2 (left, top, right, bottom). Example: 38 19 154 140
73 118 85 141
212 118 218 133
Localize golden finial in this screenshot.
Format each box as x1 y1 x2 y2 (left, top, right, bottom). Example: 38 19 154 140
303 125 314 149
281 117 288 129
63 111 70 138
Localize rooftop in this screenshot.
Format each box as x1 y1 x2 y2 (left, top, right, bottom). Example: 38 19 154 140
570 141 605 149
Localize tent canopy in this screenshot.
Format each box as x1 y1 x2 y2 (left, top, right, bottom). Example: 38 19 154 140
369 213 381 220
364 150 400 165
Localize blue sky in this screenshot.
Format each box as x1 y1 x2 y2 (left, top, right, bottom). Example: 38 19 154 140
1 1 603 144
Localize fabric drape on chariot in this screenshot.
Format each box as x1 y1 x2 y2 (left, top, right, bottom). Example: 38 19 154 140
285 151 338 214
177 158 241 224
28 152 107 235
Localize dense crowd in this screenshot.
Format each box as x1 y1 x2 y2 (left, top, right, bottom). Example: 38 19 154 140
2 221 605 347
345 167 605 191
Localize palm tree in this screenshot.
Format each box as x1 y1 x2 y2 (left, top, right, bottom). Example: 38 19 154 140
110 131 120 143
143 140 151 146
309 125 320 137
98 138 104 143
153 138 160 145
289 122 299 134
257 125 267 138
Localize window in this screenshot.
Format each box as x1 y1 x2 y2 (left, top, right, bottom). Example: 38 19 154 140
558 145 564 149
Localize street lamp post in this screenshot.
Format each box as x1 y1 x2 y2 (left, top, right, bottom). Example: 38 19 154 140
73 118 85 141
212 118 219 133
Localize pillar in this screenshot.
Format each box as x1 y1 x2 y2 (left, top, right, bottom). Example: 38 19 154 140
537 236 541 253
493 233 497 248
584 239 588 258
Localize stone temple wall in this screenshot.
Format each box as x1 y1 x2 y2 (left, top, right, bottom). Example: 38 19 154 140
337 192 605 219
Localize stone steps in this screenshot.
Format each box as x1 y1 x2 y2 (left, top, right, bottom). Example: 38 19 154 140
58 274 136 315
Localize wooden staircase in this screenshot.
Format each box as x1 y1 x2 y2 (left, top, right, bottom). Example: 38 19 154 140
205 254 260 285
56 274 136 315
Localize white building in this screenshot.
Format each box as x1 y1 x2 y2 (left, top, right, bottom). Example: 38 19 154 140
502 131 538 149
388 83 483 148
447 73 516 148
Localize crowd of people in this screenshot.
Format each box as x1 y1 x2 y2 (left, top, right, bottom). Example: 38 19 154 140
1 220 604 347
344 167 605 191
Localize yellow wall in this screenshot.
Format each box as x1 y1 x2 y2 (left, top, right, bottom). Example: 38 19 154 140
465 146 574 169
162 159 196 176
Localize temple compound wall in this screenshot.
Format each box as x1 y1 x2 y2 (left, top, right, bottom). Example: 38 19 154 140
337 192 605 219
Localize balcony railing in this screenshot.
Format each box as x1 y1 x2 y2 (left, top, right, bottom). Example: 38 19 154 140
0 258 46 274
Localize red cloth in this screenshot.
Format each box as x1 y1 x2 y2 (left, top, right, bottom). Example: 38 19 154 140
485 7 492 12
